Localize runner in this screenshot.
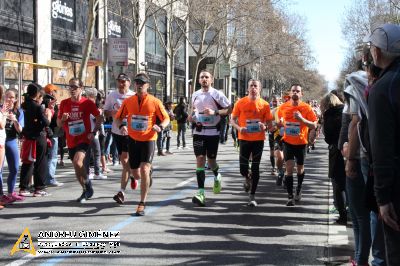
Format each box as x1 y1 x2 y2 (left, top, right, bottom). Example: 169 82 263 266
188 69 231 207
114 72 170 216
103 73 135 204
277 84 318 206
57 78 102 203
230 79 273 206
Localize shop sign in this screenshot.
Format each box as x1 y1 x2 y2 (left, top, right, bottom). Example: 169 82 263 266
108 20 122 38
219 63 231 77
88 38 103 66
108 38 128 66
52 0 75 30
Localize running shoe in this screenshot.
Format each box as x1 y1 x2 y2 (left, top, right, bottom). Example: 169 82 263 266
130 176 138 190
33 190 51 197
94 174 107 179
19 190 31 197
77 190 87 203
247 194 257 207
10 192 25 201
329 206 339 214
135 202 145 216
213 173 222 194
1 195 16 204
286 198 295 206
192 191 205 207
335 216 347 225
47 181 64 187
85 181 94 199
271 168 277 176
113 191 125 204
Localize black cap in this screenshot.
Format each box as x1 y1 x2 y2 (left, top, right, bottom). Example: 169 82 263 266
133 73 150 84
116 73 131 81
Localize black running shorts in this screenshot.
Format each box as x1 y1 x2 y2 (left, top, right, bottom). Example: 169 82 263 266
283 142 307 165
113 133 129 155
128 138 155 169
193 134 220 159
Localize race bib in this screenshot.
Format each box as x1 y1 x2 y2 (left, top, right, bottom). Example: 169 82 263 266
131 115 149 131
68 120 85 136
246 119 261 133
198 114 215 125
285 122 300 136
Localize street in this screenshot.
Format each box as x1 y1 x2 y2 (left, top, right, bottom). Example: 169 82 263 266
0 135 352 266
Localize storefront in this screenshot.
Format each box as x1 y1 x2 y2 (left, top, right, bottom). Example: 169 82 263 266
0 0 35 90
51 0 95 89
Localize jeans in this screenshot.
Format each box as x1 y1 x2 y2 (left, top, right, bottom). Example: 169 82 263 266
346 160 371 265
46 137 59 185
360 157 386 266
0 139 20 194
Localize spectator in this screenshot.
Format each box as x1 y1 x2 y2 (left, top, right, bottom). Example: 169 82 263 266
173 97 188 149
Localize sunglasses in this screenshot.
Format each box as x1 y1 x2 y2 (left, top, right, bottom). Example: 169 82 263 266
69 85 79 90
135 80 146 85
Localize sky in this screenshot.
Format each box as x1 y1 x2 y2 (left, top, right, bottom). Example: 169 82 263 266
289 0 350 88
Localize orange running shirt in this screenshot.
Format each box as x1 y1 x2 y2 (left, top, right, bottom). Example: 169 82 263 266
277 101 317 145
231 96 273 141
115 94 169 141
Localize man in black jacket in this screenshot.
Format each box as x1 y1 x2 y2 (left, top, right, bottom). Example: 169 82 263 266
367 23 400 265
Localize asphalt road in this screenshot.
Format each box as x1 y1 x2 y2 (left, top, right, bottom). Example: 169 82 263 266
0 134 352 266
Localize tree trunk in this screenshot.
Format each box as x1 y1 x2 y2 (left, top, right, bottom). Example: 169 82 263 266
79 0 98 83
169 54 175 101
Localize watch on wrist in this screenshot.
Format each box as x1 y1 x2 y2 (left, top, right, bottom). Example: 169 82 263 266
119 124 125 129
215 110 219 116
159 124 164 130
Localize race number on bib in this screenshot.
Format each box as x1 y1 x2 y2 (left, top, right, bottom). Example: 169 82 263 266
198 114 215 125
131 115 149 131
285 122 300 136
246 119 261 133
68 120 85 136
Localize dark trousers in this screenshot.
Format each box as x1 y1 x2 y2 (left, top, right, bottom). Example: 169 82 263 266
177 123 186 147
383 212 400 265
239 140 264 194
20 135 48 190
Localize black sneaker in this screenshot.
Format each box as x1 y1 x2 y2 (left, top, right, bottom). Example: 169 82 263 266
77 190 87 203
113 191 125 204
286 198 295 206
85 180 94 199
335 215 347 225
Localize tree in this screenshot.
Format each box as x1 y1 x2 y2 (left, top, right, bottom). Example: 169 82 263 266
79 0 100 82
